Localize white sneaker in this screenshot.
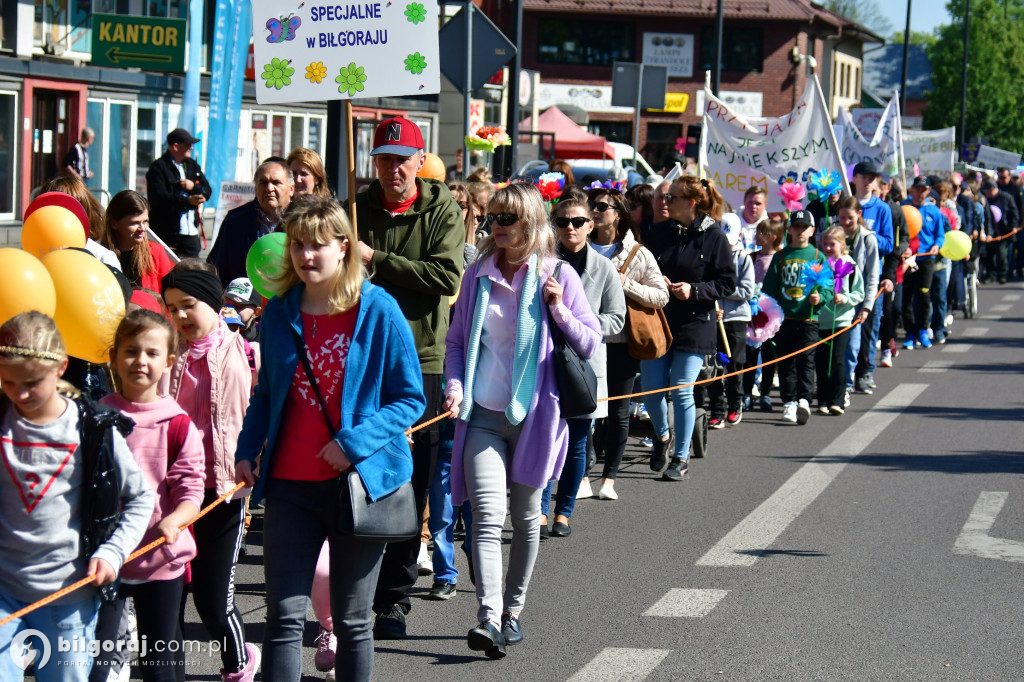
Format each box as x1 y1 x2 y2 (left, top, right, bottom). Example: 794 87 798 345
880 350 893 367
843 389 851 409
944 313 954 328
782 402 798 423
598 482 618 500
416 543 432 576
796 399 811 425
636 404 650 421
576 478 593 499
926 328 934 340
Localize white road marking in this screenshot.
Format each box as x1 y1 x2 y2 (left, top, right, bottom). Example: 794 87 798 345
643 589 729 618
567 648 671 682
1001 294 1020 301
953 492 1024 563
990 304 1012 312
981 314 1002 320
942 344 973 353
696 384 928 567
961 327 988 337
919 360 955 373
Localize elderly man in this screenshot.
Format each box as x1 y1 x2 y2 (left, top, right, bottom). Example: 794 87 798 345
208 156 294 287
63 127 94 181
346 116 463 641
146 128 212 258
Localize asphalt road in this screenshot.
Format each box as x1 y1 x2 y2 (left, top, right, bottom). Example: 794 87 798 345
174 280 1024 681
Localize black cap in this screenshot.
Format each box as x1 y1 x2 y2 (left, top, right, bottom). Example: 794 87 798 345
912 176 931 188
167 128 199 146
789 209 814 227
852 161 879 177
981 179 998 191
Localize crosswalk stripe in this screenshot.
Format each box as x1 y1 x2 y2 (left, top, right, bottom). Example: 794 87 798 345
942 344 973 353
643 589 729 618
1000 294 1020 301
567 648 671 682
990 304 1012 312
961 327 988 337
919 360 955 373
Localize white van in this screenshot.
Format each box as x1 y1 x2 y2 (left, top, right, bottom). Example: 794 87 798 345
566 142 657 184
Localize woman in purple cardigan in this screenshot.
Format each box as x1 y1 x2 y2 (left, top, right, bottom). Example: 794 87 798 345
443 183 601 659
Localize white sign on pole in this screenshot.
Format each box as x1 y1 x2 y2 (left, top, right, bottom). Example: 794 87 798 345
838 98 901 176
211 182 256 246
973 144 1021 170
698 80 841 213
535 83 633 114
250 0 440 104
641 33 694 78
902 127 956 176
695 90 763 118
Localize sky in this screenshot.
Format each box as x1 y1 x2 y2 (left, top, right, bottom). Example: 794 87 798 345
882 2 952 37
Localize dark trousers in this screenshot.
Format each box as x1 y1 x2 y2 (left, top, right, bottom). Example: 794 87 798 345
816 326 851 408
170 234 201 259
879 288 898 350
93 578 186 682
596 343 640 481
743 341 777 398
986 239 1009 280
776 319 818 403
373 372 441 614
902 257 936 335
189 491 249 672
707 320 747 417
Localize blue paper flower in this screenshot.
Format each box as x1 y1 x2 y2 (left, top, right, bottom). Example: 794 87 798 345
807 168 844 200
799 261 834 293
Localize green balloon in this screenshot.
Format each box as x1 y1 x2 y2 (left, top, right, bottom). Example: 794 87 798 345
245 232 288 298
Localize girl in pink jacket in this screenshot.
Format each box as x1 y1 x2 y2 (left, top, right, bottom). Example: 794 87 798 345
94 309 205 682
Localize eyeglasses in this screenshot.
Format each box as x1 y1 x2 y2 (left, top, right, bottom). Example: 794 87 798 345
554 216 591 229
486 213 519 227
590 201 614 213
661 194 680 204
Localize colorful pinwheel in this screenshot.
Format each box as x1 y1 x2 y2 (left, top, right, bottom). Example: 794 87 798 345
828 258 856 293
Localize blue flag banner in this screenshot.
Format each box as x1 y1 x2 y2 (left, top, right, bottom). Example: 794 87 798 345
206 0 250 209
176 0 204 135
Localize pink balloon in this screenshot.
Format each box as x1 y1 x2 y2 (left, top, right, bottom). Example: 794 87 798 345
991 205 1002 223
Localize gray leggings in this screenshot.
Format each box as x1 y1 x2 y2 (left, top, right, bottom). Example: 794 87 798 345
463 407 542 625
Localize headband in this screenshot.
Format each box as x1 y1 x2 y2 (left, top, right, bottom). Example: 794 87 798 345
161 269 223 314
0 345 65 362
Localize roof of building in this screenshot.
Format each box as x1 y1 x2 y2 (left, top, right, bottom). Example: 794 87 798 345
863 44 933 100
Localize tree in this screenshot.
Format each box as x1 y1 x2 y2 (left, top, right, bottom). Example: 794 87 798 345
924 0 1024 152
823 0 894 37
889 30 939 48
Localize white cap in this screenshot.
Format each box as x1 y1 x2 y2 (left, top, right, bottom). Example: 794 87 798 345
720 212 742 247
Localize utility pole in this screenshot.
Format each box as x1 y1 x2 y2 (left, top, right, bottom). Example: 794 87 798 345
712 0 724 96
961 0 971 148
900 0 911 114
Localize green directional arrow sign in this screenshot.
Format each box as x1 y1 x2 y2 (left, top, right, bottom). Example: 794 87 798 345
91 13 186 72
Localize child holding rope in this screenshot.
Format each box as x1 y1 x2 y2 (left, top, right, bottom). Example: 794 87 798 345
92 310 205 682
0 311 153 682
743 218 785 412
815 228 864 416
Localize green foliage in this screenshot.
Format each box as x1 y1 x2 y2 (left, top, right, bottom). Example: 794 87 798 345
889 30 939 47
924 0 1024 152
823 0 894 37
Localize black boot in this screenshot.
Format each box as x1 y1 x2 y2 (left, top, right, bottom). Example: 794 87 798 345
649 430 673 472
662 458 688 481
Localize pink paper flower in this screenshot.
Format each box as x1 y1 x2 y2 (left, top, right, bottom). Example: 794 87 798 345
777 182 806 211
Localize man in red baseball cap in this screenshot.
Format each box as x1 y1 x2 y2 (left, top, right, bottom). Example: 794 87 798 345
347 115 465 640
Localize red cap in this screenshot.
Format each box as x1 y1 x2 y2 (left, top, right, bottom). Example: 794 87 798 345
371 116 424 157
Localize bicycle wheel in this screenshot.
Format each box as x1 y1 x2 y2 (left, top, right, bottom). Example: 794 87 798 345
966 271 978 319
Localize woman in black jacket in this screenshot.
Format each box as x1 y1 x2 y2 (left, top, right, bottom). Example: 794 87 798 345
641 176 736 481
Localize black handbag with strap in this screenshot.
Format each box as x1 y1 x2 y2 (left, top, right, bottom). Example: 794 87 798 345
548 262 599 419
291 328 418 543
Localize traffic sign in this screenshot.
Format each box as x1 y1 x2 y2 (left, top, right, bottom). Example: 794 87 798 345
439 4 516 93
91 13 186 72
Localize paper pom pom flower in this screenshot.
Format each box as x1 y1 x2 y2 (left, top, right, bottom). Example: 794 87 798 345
807 168 844 200
536 172 566 201
585 179 627 192
777 182 807 211
828 258 856 293
747 295 784 343
465 126 510 153
800 261 834 293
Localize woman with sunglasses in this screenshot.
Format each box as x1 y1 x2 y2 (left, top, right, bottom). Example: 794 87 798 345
586 187 669 499
443 184 601 658
538 188 625 534
642 176 736 480
448 181 481 267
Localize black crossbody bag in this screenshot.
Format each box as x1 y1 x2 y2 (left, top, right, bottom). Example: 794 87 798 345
548 262 599 418
291 329 418 543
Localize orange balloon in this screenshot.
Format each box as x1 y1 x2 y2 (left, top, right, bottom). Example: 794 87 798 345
902 204 922 240
0 248 57 326
418 152 447 181
21 205 87 259
42 249 125 363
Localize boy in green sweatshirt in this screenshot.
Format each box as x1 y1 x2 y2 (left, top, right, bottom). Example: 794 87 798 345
761 210 834 425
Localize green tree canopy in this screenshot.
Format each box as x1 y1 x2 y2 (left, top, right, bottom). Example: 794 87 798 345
925 0 1024 152
823 0 894 37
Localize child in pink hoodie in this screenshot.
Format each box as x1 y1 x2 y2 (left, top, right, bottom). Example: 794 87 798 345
94 309 206 682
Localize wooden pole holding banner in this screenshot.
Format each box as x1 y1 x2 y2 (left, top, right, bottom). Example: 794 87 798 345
894 88 907 190
345 100 357 235
810 70 852 197
714 301 731 358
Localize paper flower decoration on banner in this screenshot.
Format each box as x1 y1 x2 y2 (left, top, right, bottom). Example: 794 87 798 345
585 179 627 192
828 258 856 293
747 295 784 343
800 261 834 294
535 172 565 202
777 182 807 211
807 168 844 200
675 136 687 153
465 126 510 153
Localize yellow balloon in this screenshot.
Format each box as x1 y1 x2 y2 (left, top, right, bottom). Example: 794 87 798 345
42 249 125 363
21 205 87 259
0 248 57 326
939 230 972 261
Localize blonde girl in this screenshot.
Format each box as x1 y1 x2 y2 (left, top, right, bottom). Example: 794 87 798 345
815 227 865 415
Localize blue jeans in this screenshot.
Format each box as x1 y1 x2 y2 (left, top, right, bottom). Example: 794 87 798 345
931 259 951 330
641 351 704 461
428 418 458 584
0 590 99 682
843 308 862 388
539 418 592 518
262 478 385 682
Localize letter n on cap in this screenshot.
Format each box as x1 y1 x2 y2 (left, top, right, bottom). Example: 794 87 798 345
386 123 402 143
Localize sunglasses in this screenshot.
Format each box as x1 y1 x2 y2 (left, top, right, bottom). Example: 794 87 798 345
474 214 486 225
457 202 469 211
486 213 519 227
661 194 680 204
590 201 614 213
554 216 591 229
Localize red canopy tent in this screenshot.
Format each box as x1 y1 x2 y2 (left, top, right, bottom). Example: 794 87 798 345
519 106 614 160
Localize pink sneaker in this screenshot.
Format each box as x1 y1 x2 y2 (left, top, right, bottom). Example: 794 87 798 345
222 642 260 682
314 627 337 672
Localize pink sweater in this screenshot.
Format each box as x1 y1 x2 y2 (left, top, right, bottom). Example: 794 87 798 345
100 394 206 582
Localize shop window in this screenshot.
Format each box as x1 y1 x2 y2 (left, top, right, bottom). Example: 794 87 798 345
699 27 763 74
590 121 631 146
137 103 158 191
0 92 16 217
538 19 634 67
290 116 305 151
644 122 683 172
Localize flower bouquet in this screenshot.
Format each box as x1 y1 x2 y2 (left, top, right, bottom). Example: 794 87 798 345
464 125 510 153
536 172 566 203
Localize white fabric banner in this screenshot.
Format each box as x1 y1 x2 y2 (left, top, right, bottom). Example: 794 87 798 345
902 127 956 175
699 80 841 213
838 97 901 176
